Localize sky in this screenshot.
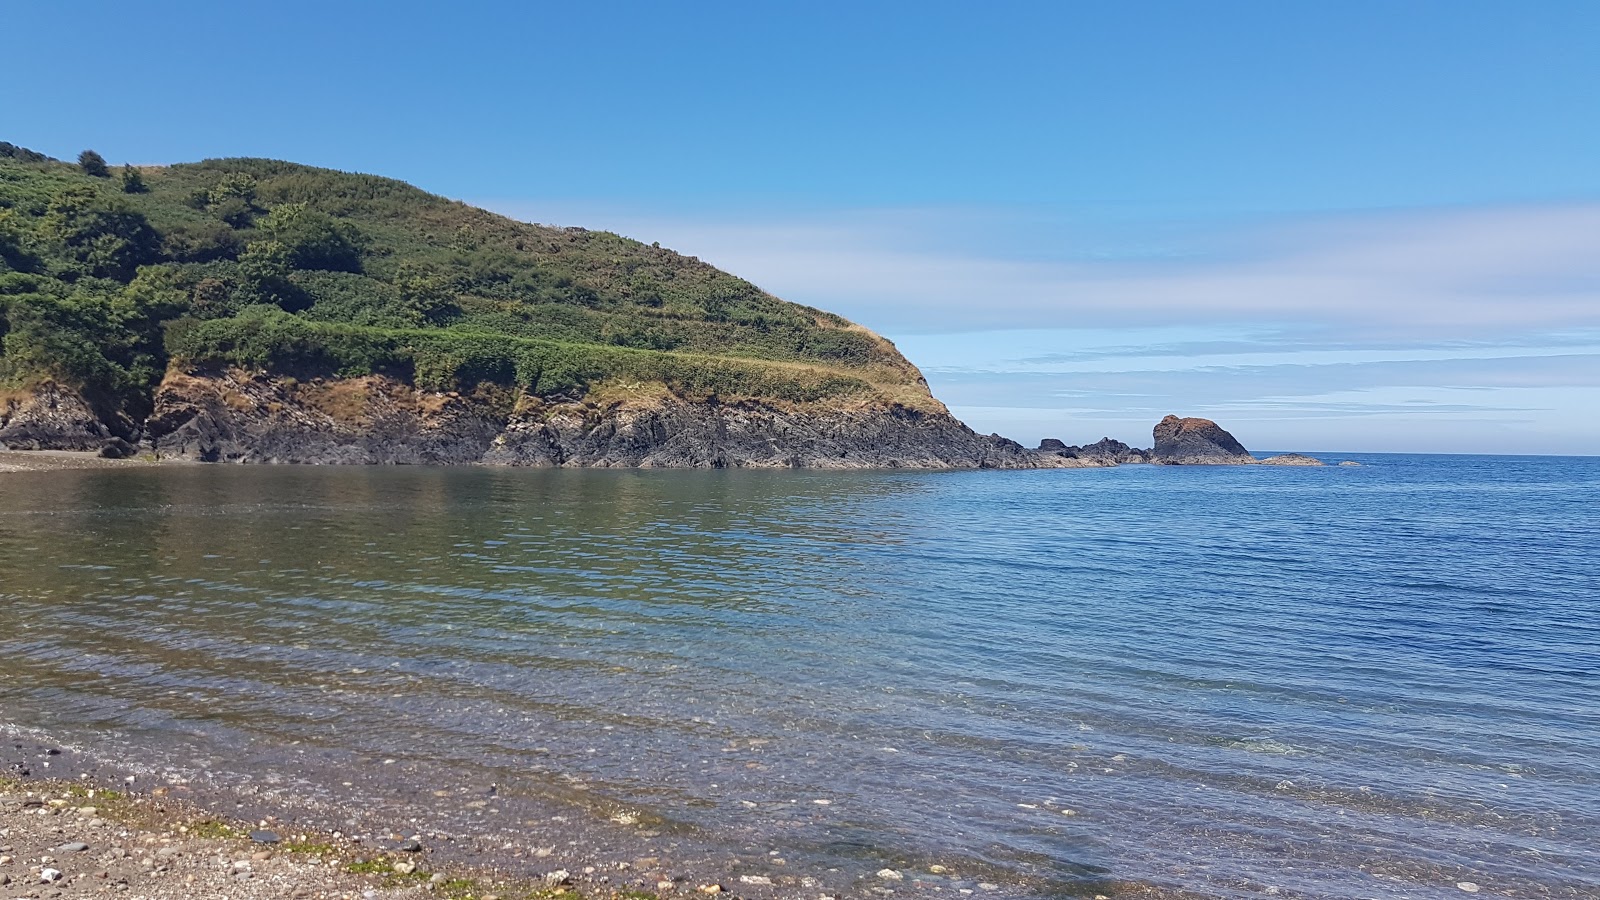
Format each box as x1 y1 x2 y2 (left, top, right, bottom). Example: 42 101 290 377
6 1 1599 453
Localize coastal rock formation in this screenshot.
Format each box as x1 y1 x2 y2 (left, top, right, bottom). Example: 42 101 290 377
1149 415 1257 465
0 383 134 452
146 368 1109 470
1260 453 1326 466
1036 436 1149 465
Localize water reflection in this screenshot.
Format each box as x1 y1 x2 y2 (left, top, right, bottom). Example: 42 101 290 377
2 460 1599 899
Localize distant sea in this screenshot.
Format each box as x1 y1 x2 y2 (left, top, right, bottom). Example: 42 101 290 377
2 455 1596 899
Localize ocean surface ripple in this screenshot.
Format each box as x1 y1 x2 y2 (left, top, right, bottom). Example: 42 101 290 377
2 455 1597 898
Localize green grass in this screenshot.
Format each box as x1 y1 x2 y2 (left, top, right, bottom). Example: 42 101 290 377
0 142 932 426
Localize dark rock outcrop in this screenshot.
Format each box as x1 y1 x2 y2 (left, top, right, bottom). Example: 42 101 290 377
1149 414 1257 465
1036 436 1149 465
1260 453 1325 466
145 368 1110 470
0 383 135 452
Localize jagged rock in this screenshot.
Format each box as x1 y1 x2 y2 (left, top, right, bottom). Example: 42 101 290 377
1260 453 1325 466
1149 415 1256 465
146 368 1114 470
0 382 134 450
1077 437 1149 464
1035 436 1147 464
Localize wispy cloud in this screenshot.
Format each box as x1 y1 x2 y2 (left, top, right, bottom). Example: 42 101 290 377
483 198 1600 453
486 200 1600 337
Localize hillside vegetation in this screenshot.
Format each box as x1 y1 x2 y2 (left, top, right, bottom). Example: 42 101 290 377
0 141 933 424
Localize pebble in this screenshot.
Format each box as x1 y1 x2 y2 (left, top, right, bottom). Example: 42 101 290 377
249 829 281 844
740 875 774 886
393 861 417 875
57 842 89 852
40 867 63 883
1457 883 1481 894
544 868 572 885
877 868 903 880
397 838 423 852
699 885 723 894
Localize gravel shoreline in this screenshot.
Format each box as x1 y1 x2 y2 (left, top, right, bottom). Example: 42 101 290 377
0 451 157 474
0 774 474 900
0 736 1206 900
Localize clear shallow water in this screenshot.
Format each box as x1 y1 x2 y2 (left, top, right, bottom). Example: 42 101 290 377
1 457 1597 898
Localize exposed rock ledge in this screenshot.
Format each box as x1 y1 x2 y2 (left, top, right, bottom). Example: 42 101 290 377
1035 415 1325 467
140 369 1108 470
4 378 1330 470
1260 453 1327 467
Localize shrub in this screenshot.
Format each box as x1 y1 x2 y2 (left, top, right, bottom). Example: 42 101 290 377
78 150 110 178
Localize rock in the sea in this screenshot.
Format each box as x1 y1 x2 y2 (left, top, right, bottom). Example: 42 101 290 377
1035 436 1148 465
1338 460 1362 467
1259 453 1325 466
1149 415 1256 465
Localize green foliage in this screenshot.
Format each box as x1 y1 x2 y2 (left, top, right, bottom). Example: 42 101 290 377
120 164 147 194
259 202 364 272
165 312 873 401
0 142 52 163
44 185 163 280
78 149 110 178
0 144 926 424
236 239 309 310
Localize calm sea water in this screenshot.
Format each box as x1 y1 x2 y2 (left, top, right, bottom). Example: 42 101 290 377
1 457 1597 898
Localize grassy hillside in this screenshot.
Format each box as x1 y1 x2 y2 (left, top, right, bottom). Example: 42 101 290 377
0 142 933 421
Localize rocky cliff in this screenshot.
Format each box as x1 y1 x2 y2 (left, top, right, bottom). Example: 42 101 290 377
0 383 134 453
4 375 1332 471
140 368 1105 469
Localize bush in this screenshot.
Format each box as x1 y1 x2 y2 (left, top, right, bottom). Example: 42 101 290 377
259 202 363 272
78 150 110 178
120 165 147 194
44 186 164 280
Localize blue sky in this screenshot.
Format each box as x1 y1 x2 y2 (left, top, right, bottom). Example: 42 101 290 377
7 2 1599 453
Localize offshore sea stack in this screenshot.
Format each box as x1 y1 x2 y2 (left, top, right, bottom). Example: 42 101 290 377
1149 414 1258 465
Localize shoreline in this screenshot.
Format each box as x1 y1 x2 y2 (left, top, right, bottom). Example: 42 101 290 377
0 730 1202 900
0 450 159 474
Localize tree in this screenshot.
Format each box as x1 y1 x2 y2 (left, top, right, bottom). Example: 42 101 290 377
78 150 110 178
235 239 309 311
44 186 163 281
395 263 460 325
120 165 147 194
258 202 364 273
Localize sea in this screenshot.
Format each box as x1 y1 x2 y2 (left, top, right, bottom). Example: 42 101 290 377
1 455 1596 899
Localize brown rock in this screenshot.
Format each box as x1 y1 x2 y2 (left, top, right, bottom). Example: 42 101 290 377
1149 415 1256 465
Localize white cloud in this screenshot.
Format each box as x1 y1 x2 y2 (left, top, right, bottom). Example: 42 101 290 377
484 200 1600 337
481 198 1600 453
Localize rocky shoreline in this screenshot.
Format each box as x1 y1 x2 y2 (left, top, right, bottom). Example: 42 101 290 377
2 375 1333 471
0 734 1203 900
